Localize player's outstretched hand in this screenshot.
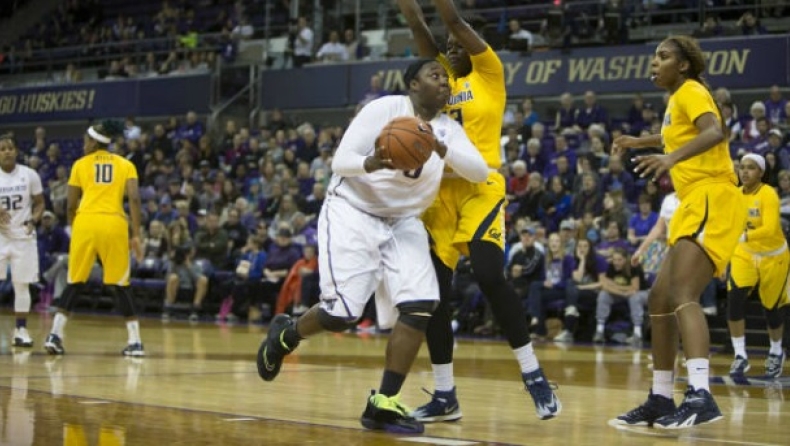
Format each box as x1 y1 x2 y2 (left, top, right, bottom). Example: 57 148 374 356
611 135 639 156
633 154 673 180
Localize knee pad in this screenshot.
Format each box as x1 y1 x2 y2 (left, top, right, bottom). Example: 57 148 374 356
317 308 358 332
12 282 31 313
765 306 786 330
727 287 751 322
397 300 438 332
59 283 86 312
111 285 138 318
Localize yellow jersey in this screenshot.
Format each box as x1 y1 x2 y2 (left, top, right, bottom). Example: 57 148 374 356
68 149 137 217
741 184 786 254
437 46 506 169
661 79 737 199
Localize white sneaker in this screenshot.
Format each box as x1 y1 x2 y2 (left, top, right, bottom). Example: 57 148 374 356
702 306 717 316
564 306 579 317
292 304 309 315
553 329 574 343
13 327 33 348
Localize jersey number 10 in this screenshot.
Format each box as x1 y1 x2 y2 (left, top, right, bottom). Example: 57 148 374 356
95 164 114 183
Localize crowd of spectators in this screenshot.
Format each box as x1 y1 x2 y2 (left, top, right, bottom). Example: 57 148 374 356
11 83 788 340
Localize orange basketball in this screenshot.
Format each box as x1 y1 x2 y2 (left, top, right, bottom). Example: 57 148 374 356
377 116 437 171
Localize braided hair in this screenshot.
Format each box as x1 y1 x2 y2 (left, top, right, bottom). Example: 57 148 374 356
664 35 727 136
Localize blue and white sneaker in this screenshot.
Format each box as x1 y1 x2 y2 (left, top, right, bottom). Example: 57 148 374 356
44 334 65 355
523 368 561 420
654 386 723 429
610 389 676 426
729 355 750 377
410 387 462 422
765 352 785 378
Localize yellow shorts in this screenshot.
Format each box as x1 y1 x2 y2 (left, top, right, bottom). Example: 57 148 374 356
729 246 790 309
68 214 131 285
668 182 745 277
422 171 506 269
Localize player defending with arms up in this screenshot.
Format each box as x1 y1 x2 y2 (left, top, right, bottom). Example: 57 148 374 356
611 36 745 429
44 120 145 356
0 135 45 348
728 153 787 379
397 0 560 421
256 59 487 434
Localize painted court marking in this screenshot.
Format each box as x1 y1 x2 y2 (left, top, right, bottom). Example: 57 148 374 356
400 438 479 446
610 422 783 446
78 400 112 405
222 417 257 422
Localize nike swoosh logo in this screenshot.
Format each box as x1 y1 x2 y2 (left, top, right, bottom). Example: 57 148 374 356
263 346 275 371
486 181 494 185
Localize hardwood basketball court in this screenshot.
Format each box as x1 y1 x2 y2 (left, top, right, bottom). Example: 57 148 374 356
0 312 785 445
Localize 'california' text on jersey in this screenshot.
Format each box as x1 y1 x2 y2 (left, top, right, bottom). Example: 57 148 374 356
437 46 506 169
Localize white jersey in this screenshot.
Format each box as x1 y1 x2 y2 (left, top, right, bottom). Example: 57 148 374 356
0 164 42 240
328 95 488 218
659 192 680 238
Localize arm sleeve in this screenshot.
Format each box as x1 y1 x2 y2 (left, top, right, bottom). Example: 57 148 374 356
442 121 489 183
332 99 393 177
747 187 781 241
682 82 719 124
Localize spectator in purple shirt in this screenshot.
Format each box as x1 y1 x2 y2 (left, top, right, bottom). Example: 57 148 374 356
600 154 636 202
596 220 630 261
178 111 205 146
554 92 578 135
765 85 787 126
252 227 303 322
553 237 608 342
628 195 659 249
526 233 570 337
574 91 609 131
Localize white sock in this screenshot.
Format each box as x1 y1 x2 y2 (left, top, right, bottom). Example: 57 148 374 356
686 358 710 392
596 323 604 333
652 370 674 399
731 336 747 359
633 326 643 337
769 339 783 356
432 363 455 392
126 320 141 344
513 343 540 374
51 313 68 338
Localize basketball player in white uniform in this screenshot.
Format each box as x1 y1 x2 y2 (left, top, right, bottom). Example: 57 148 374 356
256 59 487 434
0 135 45 347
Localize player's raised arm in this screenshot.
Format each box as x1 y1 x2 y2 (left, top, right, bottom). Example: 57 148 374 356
396 0 440 58
432 0 487 56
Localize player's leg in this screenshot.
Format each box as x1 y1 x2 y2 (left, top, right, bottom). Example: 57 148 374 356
97 216 141 355
257 198 384 381
611 250 678 426
758 251 789 378
361 217 438 433
727 250 756 376
9 239 37 347
47 218 95 355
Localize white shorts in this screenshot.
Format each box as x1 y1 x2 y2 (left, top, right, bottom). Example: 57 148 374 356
317 196 439 329
0 236 39 283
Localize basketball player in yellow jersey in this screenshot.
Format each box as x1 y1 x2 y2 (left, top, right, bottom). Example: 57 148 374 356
398 0 560 422
611 35 746 429
44 120 145 357
728 154 787 379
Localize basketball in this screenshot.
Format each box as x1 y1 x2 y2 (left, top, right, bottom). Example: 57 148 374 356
377 116 437 171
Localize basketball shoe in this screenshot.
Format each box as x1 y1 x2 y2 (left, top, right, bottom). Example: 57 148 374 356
44 334 65 355
654 386 723 429
411 387 462 422
122 343 145 357
361 391 424 434
610 389 676 426
765 352 785 378
13 327 33 347
523 368 562 419
257 314 300 381
729 355 750 377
